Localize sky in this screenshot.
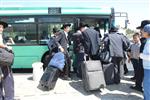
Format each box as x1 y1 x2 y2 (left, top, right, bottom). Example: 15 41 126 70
0 0 150 30
99 0 150 30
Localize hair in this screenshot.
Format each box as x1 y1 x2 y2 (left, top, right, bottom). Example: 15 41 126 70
133 32 140 38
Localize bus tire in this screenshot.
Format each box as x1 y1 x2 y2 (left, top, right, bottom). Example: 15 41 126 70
41 52 50 70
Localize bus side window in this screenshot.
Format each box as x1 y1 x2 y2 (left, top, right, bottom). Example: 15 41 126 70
5 36 15 45
14 35 26 43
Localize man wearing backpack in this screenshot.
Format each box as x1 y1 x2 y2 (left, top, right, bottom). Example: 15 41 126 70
103 27 130 84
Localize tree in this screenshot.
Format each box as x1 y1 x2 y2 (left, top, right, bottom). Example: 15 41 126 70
125 28 135 39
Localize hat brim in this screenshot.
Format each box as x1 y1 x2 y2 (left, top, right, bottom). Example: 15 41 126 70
61 24 71 29
0 21 8 28
136 26 142 29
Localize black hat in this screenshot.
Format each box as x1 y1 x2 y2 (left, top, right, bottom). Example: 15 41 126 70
61 23 71 29
78 23 86 29
53 27 60 33
109 26 118 32
0 21 8 28
136 20 150 29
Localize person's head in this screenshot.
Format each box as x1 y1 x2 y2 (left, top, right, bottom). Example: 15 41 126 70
142 24 150 38
0 21 8 33
133 32 140 43
94 27 101 33
78 23 86 32
137 20 150 37
61 23 71 33
53 27 60 35
109 26 118 33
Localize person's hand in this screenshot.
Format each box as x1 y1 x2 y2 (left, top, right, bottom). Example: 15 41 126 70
128 58 130 63
59 46 64 52
6 46 12 50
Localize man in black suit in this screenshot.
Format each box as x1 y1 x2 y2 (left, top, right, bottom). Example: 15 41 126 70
54 23 71 80
82 25 100 59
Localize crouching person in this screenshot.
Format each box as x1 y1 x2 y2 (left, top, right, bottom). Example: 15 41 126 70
0 21 14 100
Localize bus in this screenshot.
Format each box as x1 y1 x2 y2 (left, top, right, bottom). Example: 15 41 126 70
0 7 115 69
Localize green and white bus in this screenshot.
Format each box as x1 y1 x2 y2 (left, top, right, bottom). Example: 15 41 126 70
0 7 115 69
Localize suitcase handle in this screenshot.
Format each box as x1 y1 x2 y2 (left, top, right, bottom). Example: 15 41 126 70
84 54 92 61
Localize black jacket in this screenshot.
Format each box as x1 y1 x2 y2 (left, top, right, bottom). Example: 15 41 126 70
72 31 84 54
82 28 100 55
54 31 68 54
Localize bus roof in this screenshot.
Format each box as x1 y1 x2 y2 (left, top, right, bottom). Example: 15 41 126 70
0 7 112 16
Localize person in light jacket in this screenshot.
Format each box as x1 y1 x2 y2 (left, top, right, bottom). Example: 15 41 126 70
140 24 150 100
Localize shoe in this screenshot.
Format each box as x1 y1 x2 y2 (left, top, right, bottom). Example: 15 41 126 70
124 70 129 75
130 86 143 92
63 76 71 81
130 77 136 80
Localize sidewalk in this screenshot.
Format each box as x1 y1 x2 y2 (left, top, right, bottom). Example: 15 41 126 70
14 71 143 100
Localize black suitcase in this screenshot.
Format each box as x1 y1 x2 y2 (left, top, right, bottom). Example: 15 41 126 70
102 63 115 85
38 66 60 91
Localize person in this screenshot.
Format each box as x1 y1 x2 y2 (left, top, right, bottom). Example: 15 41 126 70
54 23 71 80
128 33 141 82
0 21 14 100
52 27 60 37
41 30 49 39
94 27 102 38
72 24 86 78
140 24 150 100
103 26 130 84
130 20 150 92
82 24 100 60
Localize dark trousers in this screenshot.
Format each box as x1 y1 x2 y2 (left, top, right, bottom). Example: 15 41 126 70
131 58 139 79
135 59 144 88
75 53 84 78
111 57 124 84
63 52 71 78
0 72 14 100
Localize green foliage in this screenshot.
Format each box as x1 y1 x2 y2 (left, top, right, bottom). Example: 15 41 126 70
125 28 135 39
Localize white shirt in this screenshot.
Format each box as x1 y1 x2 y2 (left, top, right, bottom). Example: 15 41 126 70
64 31 68 39
0 33 4 45
64 31 69 48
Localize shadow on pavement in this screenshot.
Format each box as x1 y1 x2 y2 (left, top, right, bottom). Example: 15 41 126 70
69 71 143 100
69 79 101 99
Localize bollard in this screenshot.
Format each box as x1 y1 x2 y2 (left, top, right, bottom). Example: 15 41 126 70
32 62 43 82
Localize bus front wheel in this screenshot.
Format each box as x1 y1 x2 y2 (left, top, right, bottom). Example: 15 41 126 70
41 52 50 70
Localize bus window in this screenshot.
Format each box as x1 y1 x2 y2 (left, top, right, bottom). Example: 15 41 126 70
4 24 37 44
38 23 74 44
2 17 37 45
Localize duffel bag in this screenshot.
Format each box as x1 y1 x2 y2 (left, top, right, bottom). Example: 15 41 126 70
0 48 14 67
48 52 65 71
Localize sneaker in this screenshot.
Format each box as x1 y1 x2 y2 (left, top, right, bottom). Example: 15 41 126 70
130 86 143 92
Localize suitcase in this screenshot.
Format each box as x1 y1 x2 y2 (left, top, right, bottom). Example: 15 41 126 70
102 63 115 85
81 60 106 92
38 66 60 91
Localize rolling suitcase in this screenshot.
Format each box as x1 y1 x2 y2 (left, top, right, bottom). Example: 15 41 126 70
81 60 106 92
102 63 115 85
38 66 60 91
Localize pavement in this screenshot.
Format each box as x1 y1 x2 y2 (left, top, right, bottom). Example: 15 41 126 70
13 70 143 100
